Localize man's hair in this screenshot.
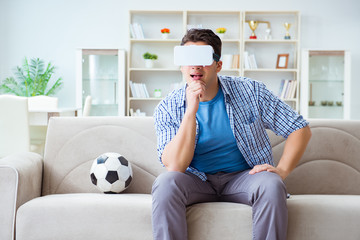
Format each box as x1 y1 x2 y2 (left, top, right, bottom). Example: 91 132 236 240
180 29 222 59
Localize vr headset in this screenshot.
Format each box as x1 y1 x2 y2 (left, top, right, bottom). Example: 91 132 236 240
174 45 220 66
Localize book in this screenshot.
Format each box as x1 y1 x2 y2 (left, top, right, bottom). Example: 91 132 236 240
289 80 297 99
232 55 240 69
142 83 150 98
243 51 250 69
284 80 293 99
249 54 258 69
129 81 137 98
280 80 289 99
130 23 145 39
278 79 285 97
129 81 149 98
129 24 135 38
278 80 297 99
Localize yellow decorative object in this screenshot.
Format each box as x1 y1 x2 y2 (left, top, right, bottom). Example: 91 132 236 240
216 27 226 33
284 22 292 39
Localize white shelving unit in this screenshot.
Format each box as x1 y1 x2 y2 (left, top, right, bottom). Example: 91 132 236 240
242 11 300 111
128 10 301 116
300 50 351 119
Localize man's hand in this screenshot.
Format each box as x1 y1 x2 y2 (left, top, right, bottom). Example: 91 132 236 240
186 80 206 115
249 126 312 181
249 164 289 180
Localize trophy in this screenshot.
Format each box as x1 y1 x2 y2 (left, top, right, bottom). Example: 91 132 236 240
248 21 259 39
246 20 271 40
265 28 272 40
284 22 291 39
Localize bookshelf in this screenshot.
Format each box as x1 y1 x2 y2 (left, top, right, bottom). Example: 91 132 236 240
242 11 300 111
128 10 301 116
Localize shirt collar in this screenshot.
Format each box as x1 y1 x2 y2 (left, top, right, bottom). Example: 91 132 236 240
218 75 231 103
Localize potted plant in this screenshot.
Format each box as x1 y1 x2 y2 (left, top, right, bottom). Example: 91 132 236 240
143 52 158 68
161 28 170 40
216 27 227 39
0 57 63 97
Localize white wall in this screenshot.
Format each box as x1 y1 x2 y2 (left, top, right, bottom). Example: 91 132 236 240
1 0 360 118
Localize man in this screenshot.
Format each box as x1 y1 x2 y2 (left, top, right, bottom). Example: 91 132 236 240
152 28 311 240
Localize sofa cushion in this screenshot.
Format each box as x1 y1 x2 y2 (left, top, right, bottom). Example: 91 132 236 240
16 193 153 240
287 195 360 240
187 195 360 240
187 202 253 239
16 193 360 240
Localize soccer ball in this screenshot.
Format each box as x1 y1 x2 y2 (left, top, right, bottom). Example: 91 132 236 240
90 152 133 194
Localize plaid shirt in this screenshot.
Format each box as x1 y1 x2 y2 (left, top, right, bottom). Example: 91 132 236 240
154 75 308 181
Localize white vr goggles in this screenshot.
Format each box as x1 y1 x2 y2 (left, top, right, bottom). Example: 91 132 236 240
174 45 220 66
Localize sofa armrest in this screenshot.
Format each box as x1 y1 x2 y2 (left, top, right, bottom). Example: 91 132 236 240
0 152 43 240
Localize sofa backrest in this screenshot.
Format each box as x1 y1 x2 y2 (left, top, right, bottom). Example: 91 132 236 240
42 117 166 196
270 119 360 195
43 117 360 196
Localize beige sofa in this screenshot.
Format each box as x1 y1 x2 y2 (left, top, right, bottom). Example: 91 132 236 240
1 117 360 240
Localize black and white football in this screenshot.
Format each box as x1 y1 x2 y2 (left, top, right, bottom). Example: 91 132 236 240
90 152 133 193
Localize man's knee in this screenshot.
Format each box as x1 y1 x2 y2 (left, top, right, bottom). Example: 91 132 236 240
253 172 287 202
254 172 287 201
152 171 188 198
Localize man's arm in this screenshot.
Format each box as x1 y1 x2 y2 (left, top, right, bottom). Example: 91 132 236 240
161 80 205 172
161 112 196 172
249 125 312 180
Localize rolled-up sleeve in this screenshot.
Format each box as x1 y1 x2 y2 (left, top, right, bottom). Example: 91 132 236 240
258 82 309 138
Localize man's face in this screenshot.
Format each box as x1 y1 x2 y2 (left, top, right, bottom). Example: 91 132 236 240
180 41 222 86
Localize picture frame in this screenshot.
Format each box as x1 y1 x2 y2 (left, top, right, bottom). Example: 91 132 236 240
276 54 289 69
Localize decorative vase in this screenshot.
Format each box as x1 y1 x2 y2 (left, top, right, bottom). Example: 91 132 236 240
217 33 225 39
145 59 155 68
161 33 169 40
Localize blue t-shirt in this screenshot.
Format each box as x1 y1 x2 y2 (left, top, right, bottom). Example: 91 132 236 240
191 87 250 174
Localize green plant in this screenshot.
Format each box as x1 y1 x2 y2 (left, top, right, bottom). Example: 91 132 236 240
143 52 158 60
0 57 63 96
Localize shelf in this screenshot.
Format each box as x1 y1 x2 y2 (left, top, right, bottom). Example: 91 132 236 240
221 39 241 43
244 68 298 72
244 39 298 43
129 38 241 45
130 39 181 43
245 10 300 15
221 68 241 71
187 10 241 14
130 10 183 14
